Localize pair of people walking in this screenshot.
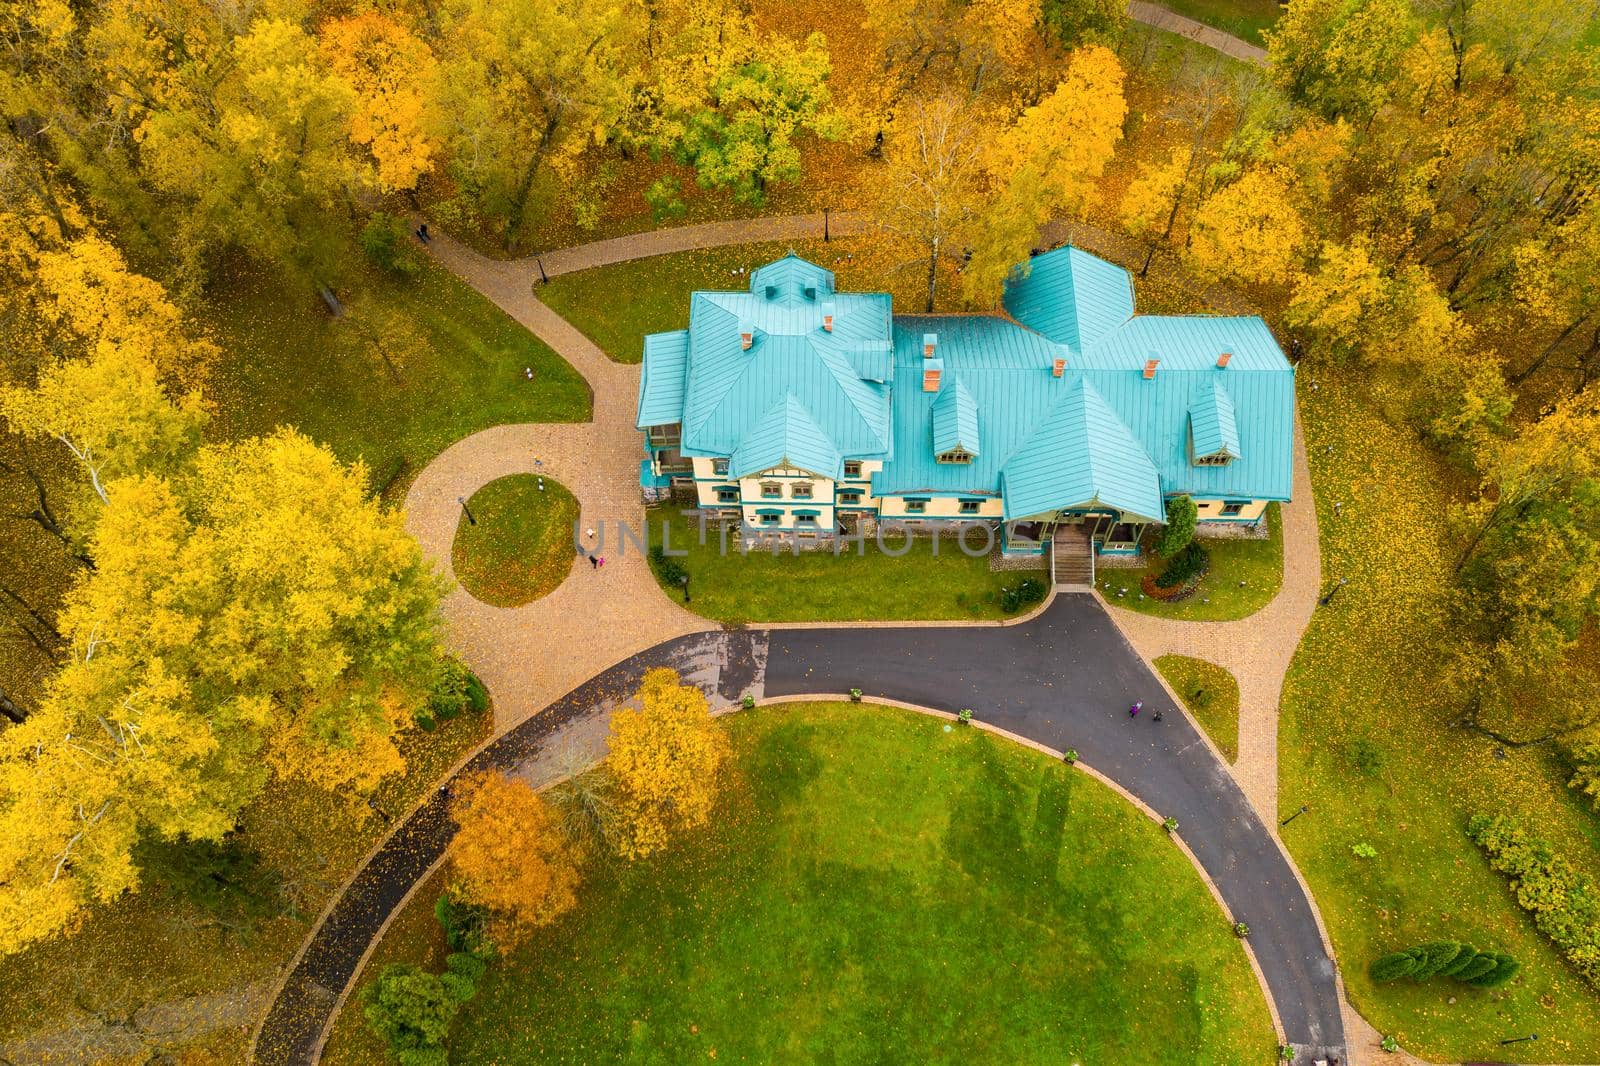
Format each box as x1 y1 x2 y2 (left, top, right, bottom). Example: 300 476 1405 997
1128 700 1162 722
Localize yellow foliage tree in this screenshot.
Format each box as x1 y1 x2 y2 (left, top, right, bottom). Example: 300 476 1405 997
1187 167 1309 288
0 429 447 954
605 668 729 860
963 45 1126 305
449 771 583 947
1118 145 1194 276
1285 239 1386 355
320 12 441 194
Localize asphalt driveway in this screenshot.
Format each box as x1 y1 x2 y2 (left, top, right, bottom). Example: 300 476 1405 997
765 591 1345 1061
254 594 1345 1064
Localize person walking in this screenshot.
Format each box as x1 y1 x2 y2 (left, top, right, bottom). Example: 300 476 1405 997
1153 709 1163 722
588 554 598 570
1129 700 1143 718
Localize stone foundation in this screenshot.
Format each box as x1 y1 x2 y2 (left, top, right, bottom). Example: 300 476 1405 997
1194 519 1270 541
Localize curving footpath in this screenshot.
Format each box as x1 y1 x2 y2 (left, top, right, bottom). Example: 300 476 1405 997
253 209 1352 1064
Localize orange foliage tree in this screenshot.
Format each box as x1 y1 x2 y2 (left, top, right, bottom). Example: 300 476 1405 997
448 770 583 947
605 668 730 860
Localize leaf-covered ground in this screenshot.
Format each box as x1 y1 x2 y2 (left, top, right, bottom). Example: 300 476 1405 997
324 702 1276 1065
452 475 580 607
206 257 591 501
1280 371 1600 1061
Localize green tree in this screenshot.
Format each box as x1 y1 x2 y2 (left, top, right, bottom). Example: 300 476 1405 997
1266 0 1419 119
678 33 843 206
1153 496 1198 558
362 963 464 1063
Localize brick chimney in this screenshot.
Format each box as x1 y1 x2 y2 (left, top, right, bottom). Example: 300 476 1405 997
1143 358 1160 380
923 358 943 392
1052 357 1067 378
1217 351 1232 369
822 302 835 332
740 319 754 351
923 332 938 359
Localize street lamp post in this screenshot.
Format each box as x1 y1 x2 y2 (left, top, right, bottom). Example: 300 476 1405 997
1318 577 1347 607
823 207 831 242
457 495 476 526
679 573 691 604
1500 1035 1538 1046
1280 805 1309 827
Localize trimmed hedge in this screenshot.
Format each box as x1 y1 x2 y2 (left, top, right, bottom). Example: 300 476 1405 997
1467 813 1600 987
1369 940 1521 989
1155 541 1209 589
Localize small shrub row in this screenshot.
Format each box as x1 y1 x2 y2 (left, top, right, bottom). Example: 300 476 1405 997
1467 813 1600 987
1369 940 1520 988
999 577 1046 613
362 949 490 1066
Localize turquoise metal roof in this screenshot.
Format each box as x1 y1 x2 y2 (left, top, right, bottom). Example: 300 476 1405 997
1003 245 1134 352
636 329 689 428
1189 380 1241 458
650 250 1294 517
676 258 892 464
931 377 980 456
999 379 1164 522
729 395 843 479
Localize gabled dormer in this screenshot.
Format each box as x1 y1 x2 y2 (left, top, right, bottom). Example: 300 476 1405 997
931 377 979 465
1188 380 1240 467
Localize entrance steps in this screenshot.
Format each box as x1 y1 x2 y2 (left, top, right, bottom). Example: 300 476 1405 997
1051 526 1094 587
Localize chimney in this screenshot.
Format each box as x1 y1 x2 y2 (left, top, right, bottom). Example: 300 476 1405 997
1217 351 1232 369
923 332 938 359
739 319 754 351
1052 357 1066 378
822 302 835 332
1143 357 1160 380
923 358 943 393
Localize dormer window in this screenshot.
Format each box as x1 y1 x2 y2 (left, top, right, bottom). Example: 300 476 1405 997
936 449 973 465
1193 453 1234 467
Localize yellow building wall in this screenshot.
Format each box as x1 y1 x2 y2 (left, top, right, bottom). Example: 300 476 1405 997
1193 498 1268 522
878 495 1004 519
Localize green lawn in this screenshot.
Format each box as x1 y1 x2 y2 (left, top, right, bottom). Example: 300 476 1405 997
1100 504 1283 621
1149 0 1282 46
452 475 580 607
1279 372 1600 1061
1155 655 1240 762
206 258 591 500
326 702 1275 1065
538 237 924 363
644 506 1045 623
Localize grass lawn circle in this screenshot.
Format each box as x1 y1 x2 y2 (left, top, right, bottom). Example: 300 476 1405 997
328 702 1275 1065
451 474 580 607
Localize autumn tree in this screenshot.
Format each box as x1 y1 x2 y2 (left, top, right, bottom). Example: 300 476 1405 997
448 771 583 948
432 0 635 249
1187 167 1310 288
869 95 988 312
1443 387 1600 744
320 12 441 194
0 429 447 953
681 35 844 206
962 45 1127 305
606 668 729 860
1508 202 1600 389
1266 0 1419 119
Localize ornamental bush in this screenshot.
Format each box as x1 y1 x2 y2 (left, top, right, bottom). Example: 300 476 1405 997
1153 495 1198 558
1370 940 1520 989
362 964 461 1063
1155 541 1209 590
1000 577 1047 612
1467 813 1600 987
